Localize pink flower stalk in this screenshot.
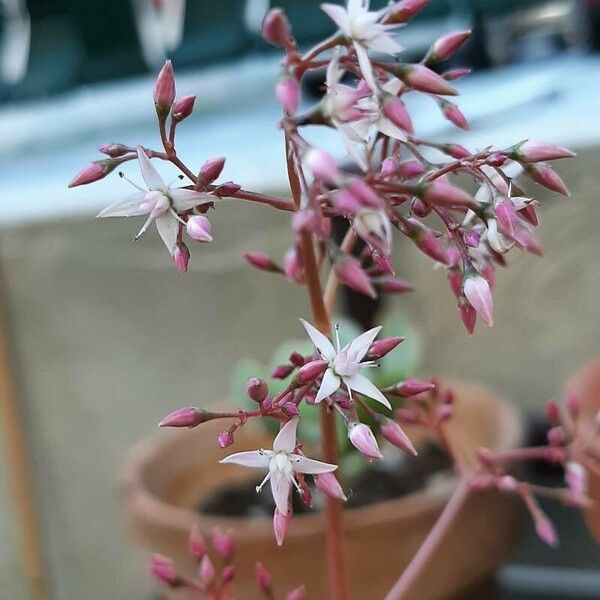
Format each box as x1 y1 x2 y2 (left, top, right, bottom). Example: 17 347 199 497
150 554 177 586
211 527 236 559
517 141 575 163
367 336 404 359
276 77 300 114
397 64 458 96
334 255 376 298
153 60 176 117
384 378 435 397
188 524 207 560
380 418 416 455
186 215 213 243
526 163 570 196
172 94 196 122
297 359 329 383
199 157 226 185
217 429 234 448
261 8 291 47
247 377 268 403
348 422 383 460
255 563 273 594
68 160 114 188
199 554 215 584
220 418 337 515
172 242 190 274
440 101 469 130
426 30 471 63
463 274 494 327
315 472 348 502
305 148 340 185
273 508 292 546
159 406 205 428
422 179 476 209
244 252 282 273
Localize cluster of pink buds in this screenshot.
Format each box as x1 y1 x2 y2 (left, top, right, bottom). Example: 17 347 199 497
150 524 305 599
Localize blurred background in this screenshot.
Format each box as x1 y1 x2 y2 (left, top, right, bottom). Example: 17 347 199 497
1 0 600 598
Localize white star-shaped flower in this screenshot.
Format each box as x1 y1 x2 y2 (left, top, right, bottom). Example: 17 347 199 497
220 418 336 515
300 319 391 409
98 146 213 255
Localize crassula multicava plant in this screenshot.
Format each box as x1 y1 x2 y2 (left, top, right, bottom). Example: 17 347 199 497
70 1 583 598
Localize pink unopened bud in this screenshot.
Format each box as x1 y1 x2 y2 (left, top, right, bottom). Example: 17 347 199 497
545 401 561 424
284 248 304 283
188 524 207 560
69 160 116 188
262 8 291 47
442 67 471 81
150 554 177 586
213 181 241 197
247 377 268 403
244 251 282 273
255 562 272 593
415 231 449 265
99 143 131 158
289 352 305 367
463 274 493 327
272 364 295 379
305 148 340 185
348 422 383 460
153 61 176 117
386 0 428 23
273 508 292 546
379 277 414 295
172 94 196 122
459 300 476 335
348 179 381 209
526 163 569 196
443 144 471 159
517 141 575 163
380 418 416 455
535 517 559 548
217 429 234 448
497 475 518 493
436 404 453 422
398 160 426 179
335 255 376 299
211 527 236 559
186 215 213 243
222 565 236 584
427 30 471 63
448 270 462 298
287 586 307 600
383 96 413 132
381 157 398 178
282 402 300 417
199 554 215 584
276 77 300 114
172 242 190 274
396 408 419 424
440 101 468 130
367 336 405 359
159 406 205 428
547 425 566 447
422 179 476 209
384 378 435 397
297 359 328 383
398 64 458 96
315 472 347 501
199 157 226 185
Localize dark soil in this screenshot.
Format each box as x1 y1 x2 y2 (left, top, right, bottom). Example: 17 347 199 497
199 443 451 518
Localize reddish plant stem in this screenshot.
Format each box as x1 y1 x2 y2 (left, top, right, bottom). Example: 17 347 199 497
384 476 472 600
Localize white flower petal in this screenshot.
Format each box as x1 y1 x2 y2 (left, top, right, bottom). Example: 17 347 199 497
368 33 403 55
219 450 271 468
169 188 214 211
315 368 341 403
290 454 337 474
270 471 292 515
155 214 179 254
321 3 351 35
300 319 336 360
345 372 391 409
137 146 166 192
382 78 402 96
341 130 368 171
273 418 299 454
354 42 378 93
377 117 408 141
97 192 148 218
347 326 382 362
347 0 367 20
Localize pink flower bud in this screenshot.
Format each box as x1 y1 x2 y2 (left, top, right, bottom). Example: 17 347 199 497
440 101 468 130
68 160 115 188
334 255 377 299
305 148 340 185
487 152 507 167
427 30 471 63
442 67 471 81
382 96 413 132
273 508 292 546
287 586 307 600
422 180 476 209
199 554 215 584
396 408 419 424
244 252 282 273
459 300 477 335
315 472 347 502
186 215 213 243
172 242 190 274
99 143 131 158
380 418 416 455
545 401 561 424
247 377 268 403
282 402 300 417
398 160 426 179
367 336 405 359
222 564 236 584
470 474 495 491
199 156 226 185
262 8 291 47
172 94 196 122
255 562 272 594
398 64 458 96
517 141 575 163
384 378 435 397
150 554 177 586
276 77 300 114
217 429 234 448
284 248 305 283
547 426 565 447
387 0 428 23
526 163 569 196
535 517 559 548
213 181 241 197
289 352 305 367
379 277 414 295
443 144 471 159
463 274 494 327
272 364 295 379
497 475 518 493
159 406 205 428
415 231 449 265
373 252 395 275
188 524 207 560
436 404 453 422
381 157 398 178
463 230 480 248
297 359 329 383
448 270 462 298
348 179 381 209
211 527 236 559
495 200 516 237
153 60 176 116
348 422 383 460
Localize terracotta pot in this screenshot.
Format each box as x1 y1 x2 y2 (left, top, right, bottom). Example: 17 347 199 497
566 360 600 543
120 380 524 599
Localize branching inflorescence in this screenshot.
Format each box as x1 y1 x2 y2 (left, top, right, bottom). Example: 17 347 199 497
69 1 582 598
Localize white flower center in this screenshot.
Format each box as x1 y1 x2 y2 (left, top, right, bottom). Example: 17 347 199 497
350 14 375 41
332 349 360 378
270 452 293 477
143 190 170 217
